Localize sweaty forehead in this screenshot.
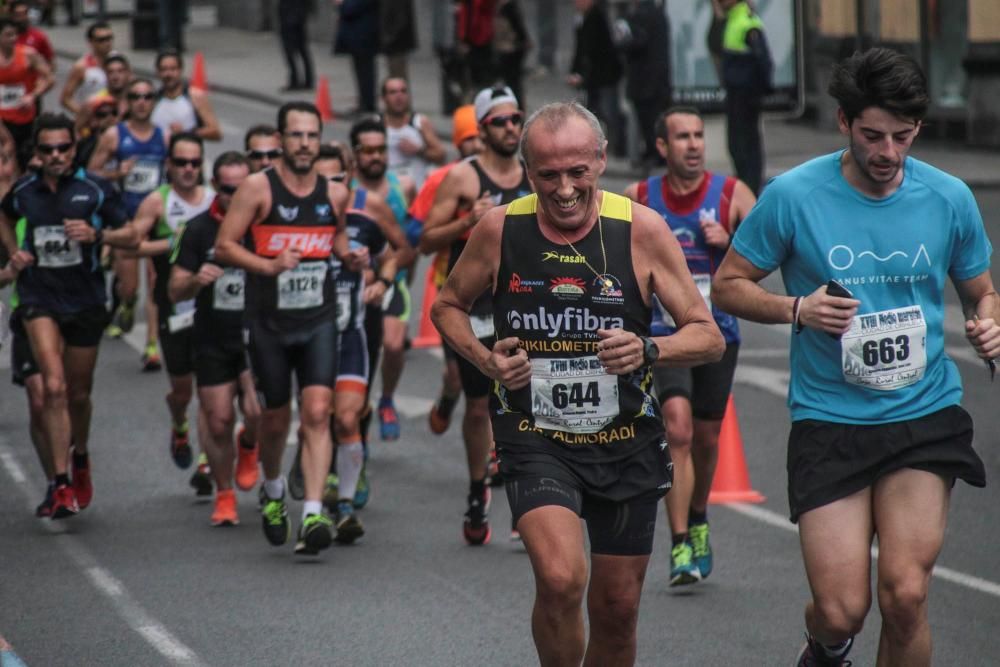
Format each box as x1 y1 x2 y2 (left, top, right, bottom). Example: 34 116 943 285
528 117 598 166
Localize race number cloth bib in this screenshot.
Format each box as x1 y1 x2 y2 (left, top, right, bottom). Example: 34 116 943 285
530 356 619 434
124 161 161 194
657 273 711 328
278 262 326 310
213 268 245 311
0 84 25 110
841 305 927 391
167 299 196 332
34 226 82 268
470 314 495 340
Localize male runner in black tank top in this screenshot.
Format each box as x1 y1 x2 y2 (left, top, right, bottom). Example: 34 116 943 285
216 101 366 557
432 102 724 665
420 85 532 545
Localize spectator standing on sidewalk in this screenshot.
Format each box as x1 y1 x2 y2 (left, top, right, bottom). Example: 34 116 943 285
568 0 624 156
494 0 530 108
380 0 416 81
615 0 671 168
334 0 380 114
455 0 496 94
278 0 315 92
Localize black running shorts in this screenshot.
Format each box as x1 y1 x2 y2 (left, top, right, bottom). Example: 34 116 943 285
500 436 672 556
9 318 39 387
19 304 109 348
194 338 247 388
442 335 495 399
381 279 411 321
786 404 986 523
158 324 197 377
653 343 739 420
245 317 338 409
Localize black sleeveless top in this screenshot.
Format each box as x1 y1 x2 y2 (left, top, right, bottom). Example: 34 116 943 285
490 192 664 463
245 168 337 329
448 157 532 319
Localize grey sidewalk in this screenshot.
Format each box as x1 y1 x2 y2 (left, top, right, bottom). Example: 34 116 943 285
42 19 1000 187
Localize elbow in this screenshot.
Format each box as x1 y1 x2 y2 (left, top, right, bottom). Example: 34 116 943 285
707 326 726 363
709 277 732 314
215 240 232 264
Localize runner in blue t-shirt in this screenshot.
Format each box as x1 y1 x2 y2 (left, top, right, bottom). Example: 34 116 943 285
712 49 999 667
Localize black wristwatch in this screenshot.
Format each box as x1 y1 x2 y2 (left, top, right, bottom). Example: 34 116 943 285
640 336 659 365
378 277 393 289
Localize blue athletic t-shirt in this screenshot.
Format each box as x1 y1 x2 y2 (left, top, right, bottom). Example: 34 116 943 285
732 151 992 424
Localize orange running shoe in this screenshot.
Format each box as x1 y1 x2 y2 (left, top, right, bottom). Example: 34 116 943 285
72 453 93 509
235 426 259 491
211 489 239 526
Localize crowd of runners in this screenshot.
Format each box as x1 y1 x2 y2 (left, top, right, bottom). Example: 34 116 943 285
1 10 998 666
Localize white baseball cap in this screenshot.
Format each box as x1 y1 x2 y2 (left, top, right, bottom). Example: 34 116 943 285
474 85 520 122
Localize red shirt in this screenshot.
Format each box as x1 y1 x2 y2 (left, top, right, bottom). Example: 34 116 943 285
16 27 53 65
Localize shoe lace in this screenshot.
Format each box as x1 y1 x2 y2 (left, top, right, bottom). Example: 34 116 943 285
379 405 398 423
263 499 286 525
671 542 693 567
689 524 709 557
305 513 333 529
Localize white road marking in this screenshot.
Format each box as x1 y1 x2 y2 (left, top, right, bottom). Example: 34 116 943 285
394 395 434 418
0 443 205 666
725 503 1000 599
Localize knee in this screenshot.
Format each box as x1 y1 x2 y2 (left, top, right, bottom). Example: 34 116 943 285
168 383 193 405
590 589 641 638
813 593 870 637
535 565 587 612
666 426 692 455
67 386 91 410
334 410 360 440
43 376 68 405
299 400 332 430
878 572 929 631
464 398 489 422
206 410 235 441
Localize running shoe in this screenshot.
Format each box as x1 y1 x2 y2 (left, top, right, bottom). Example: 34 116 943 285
189 454 213 496
234 427 259 491
378 397 400 441
72 454 93 510
170 426 193 469
669 541 701 586
258 486 291 546
295 513 334 555
51 484 79 520
462 487 491 546
321 474 340 514
287 433 305 500
114 300 136 334
141 342 162 372
352 463 370 509
105 323 123 339
211 489 239 526
794 636 854 666
486 448 504 487
689 521 713 579
510 529 521 542
428 392 458 435
35 485 55 518
334 500 365 545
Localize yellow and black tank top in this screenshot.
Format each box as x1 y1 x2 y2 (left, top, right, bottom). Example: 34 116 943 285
490 191 664 463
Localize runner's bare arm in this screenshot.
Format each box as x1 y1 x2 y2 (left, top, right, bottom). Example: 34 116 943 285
59 61 85 114
728 179 756 229
27 50 54 102
98 221 139 249
328 179 367 271
124 191 167 257
418 115 447 165
622 181 640 202
190 89 222 141
168 264 199 303
369 192 416 269
215 172 284 275
86 126 122 179
954 270 1000 361
0 210 27 267
633 205 724 367
418 162 479 254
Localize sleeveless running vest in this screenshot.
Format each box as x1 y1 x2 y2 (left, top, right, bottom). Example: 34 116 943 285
151 86 200 135
490 192 663 463
449 157 532 319
385 113 430 188
79 53 108 106
115 122 167 216
152 185 214 325
246 168 337 329
0 44 38 125
334 188 388 332
639 172 740 343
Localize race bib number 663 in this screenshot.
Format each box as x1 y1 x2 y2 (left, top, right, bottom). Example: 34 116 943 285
841 305 927 391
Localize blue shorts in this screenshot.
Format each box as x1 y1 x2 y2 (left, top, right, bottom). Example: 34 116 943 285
336 326 369 395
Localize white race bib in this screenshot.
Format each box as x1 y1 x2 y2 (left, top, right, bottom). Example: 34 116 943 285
0 84 25 110
277 262 326 310
841 305 927 391
470 314 495 340
34 226 82 268
529 356 619 434
123 161 161 194
213 268 245 311
167 308 195 333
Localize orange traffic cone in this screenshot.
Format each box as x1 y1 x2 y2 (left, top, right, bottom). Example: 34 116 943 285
708 395 765 504
412 267 441 349
190 51 207 91
315 76 334 122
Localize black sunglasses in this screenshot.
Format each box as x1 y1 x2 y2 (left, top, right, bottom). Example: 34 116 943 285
37 142 74 155
171 157 202 168
217 184 238 195
91 35 113 43
127 92 156 101
483 112 523 129
248 149 281 160
328 173 347 183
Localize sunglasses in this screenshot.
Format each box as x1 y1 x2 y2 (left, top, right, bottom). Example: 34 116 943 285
37 142 73 155
217 184 238 195
328 173 347 183
91 35 113 43
127 92 156 101
248 149 281 160
483 112 523 129
355 145 387 156
171 157 202 168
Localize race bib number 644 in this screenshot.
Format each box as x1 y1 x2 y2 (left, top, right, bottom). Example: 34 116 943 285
841 305 927 391
530 356 619 434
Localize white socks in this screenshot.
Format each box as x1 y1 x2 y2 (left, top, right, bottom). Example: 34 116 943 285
336 442 364 503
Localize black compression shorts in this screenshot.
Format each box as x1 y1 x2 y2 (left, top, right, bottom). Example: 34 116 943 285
245 317 338 409
653 342 739 420
159 323 196 377
19 304 109 348
195 338 247 387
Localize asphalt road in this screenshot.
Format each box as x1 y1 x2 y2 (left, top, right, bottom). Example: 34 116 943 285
1 71 999 667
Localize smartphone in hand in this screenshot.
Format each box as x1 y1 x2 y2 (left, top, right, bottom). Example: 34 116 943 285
825 280 853 339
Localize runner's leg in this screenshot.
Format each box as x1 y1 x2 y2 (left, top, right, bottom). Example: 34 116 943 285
585 554 650 667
